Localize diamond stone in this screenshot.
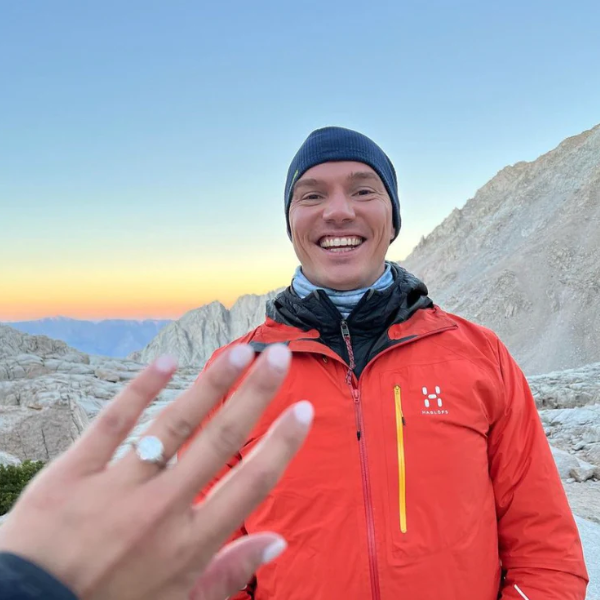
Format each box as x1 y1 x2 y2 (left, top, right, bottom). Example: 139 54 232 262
136 436 164 462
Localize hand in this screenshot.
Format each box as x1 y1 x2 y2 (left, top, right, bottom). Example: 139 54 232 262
0 343 312 600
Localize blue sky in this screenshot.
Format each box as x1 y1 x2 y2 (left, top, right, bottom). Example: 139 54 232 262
1 0 599 319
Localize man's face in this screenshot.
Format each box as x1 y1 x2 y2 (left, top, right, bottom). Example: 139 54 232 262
289 161 395 291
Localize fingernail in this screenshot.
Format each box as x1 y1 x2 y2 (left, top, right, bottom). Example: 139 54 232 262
229 345 254 368
262 538 287 564
155 355 177 373
293 401 314 426
267 344 291 372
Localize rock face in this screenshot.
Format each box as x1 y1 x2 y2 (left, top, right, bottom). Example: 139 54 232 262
402 124 600 375
0 325 90 461
0 324 197 462
0 451 21 467
551 446 583 479
0 398 88 462
529 363 600 409
0 324 88 361
131 290 283 367
532 363 600 483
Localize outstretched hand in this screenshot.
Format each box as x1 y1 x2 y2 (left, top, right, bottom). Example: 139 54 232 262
0 343 311 600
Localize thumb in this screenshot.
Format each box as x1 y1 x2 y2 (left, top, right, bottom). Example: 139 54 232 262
190 533 287 600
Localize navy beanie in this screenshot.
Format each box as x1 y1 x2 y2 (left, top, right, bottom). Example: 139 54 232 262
284 126 401 241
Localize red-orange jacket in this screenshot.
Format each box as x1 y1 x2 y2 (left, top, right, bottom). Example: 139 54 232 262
185 306 588 600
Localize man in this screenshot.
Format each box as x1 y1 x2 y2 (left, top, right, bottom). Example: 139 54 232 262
185 126 588 599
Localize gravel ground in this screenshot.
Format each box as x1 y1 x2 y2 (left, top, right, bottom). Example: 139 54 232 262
565 482 600 525
576 516 600 600
562 481 600 598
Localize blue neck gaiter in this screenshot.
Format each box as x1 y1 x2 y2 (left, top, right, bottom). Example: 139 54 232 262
291 262 394 319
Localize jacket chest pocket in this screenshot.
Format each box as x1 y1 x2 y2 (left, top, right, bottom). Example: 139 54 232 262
374 364 497 564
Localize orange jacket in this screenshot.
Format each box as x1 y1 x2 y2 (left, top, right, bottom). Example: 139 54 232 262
185 306 588 600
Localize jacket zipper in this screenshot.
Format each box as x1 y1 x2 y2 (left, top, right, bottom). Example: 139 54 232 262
341 320 382 600
394 385 408 533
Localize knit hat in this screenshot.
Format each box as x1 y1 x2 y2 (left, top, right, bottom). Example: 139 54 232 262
284 126 401 240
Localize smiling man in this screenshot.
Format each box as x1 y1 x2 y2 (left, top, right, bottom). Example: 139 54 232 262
187 127 588 600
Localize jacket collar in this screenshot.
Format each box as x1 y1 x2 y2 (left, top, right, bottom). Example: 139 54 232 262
252 306 457 360
266 262 434 338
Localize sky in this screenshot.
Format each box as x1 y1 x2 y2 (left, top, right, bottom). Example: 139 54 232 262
1 0 599 320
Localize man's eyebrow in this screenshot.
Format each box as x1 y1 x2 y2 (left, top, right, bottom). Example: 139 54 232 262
293 178 321 191
348 171 381 183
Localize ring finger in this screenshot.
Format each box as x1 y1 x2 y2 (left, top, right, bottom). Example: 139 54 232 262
117 344 256 482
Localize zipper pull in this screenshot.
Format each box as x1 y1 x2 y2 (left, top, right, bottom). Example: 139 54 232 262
340 320 356 372
340 319 350 339
394 385 407 426
352 388 361 441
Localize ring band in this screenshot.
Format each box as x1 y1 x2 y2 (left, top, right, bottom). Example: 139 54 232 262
133 435 167 468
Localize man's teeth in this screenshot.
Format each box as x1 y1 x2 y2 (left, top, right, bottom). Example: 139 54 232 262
320 237 363 249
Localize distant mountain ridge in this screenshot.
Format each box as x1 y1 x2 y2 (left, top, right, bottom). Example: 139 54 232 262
4 317 171 358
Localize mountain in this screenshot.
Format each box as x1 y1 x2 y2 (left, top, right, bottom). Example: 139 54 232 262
402 124 600 375
4 317 172 358
129 290 283 367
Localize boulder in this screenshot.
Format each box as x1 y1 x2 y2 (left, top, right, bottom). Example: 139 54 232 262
550 445 582 479
0 399 89 462
0 451 21 467
570 467 597 483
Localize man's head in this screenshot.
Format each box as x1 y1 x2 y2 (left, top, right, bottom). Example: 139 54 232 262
285 126 400 291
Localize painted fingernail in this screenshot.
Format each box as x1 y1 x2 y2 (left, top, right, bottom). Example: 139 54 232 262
229 345 254 368
262 538 287 564
155 355 177 373
267 344 291 372
293 401 314 426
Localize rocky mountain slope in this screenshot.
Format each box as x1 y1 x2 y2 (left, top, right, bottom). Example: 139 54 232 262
129 290 283 367
0 324 197 462
402 124 600 375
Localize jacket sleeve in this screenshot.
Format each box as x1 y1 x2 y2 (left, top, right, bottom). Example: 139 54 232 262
178 349 254 599
488 339 588 599
0 552 78 600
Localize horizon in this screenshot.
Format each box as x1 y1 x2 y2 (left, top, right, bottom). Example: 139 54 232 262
0 315 174 324
2 1 600 321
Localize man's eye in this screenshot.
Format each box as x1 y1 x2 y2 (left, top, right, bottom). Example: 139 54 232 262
303 193 322 201
356 189 374 196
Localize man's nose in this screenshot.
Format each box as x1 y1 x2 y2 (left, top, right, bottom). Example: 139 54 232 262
322 190 355 222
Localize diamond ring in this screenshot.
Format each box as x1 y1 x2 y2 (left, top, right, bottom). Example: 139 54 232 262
133 435 167 468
